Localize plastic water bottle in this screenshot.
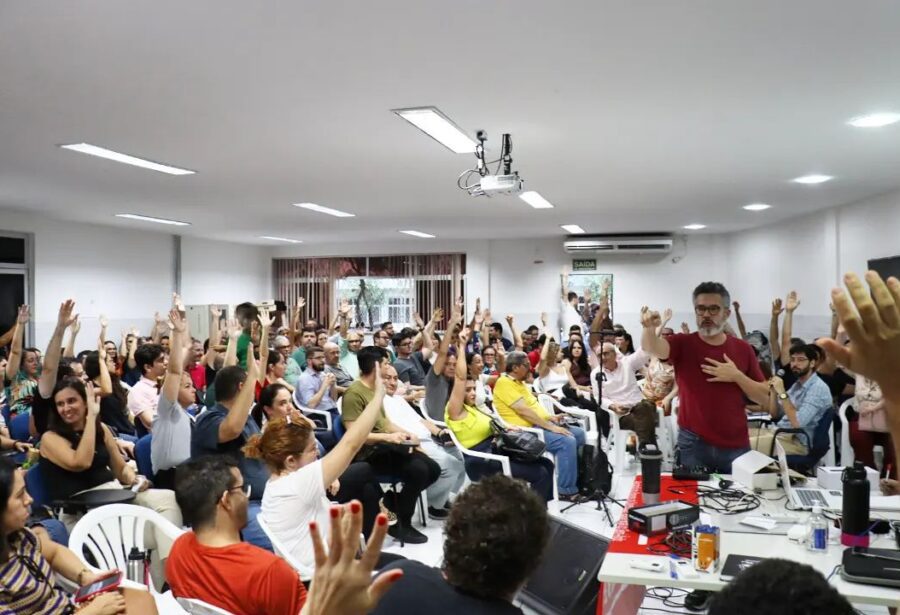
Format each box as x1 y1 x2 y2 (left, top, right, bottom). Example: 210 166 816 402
806 505 829 552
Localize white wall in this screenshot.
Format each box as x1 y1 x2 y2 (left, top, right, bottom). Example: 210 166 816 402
1 210 270 348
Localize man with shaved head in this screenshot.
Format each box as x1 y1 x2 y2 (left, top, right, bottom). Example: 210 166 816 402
323 341 352 397
589 342 657 445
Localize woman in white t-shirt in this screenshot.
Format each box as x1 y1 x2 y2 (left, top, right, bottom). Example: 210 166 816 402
243 365 390 574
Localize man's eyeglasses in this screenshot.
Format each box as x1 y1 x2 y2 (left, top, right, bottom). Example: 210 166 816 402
226 483 252 498
694 305 723 316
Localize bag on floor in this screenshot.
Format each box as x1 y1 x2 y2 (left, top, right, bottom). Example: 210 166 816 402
577 444 612 496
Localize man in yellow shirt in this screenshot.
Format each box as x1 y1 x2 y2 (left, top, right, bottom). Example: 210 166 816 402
493 351 586 499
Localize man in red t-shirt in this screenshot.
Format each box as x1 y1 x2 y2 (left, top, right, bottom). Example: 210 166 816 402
166 456 307 615
640 282 771 473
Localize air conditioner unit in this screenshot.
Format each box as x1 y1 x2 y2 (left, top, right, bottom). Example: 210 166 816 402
563 234 673 255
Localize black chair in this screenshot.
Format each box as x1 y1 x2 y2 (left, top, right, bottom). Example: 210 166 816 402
769 410 833 475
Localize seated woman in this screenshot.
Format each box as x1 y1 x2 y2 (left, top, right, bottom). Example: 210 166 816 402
446 331 555 504
0 457 157 614
38 379 182 536
83 348 136 442
853 374 895 478
562 338 592 389
244 367 392 573
465 349 503 412
536 335 598 416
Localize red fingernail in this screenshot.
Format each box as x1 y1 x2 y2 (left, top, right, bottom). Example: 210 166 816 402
350 501 361 514
376 513 387 526
330 507 339 518
309 521 317 531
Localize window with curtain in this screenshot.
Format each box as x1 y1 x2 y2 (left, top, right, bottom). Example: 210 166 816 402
273 254 465 330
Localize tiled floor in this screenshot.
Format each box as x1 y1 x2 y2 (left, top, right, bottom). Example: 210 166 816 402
380 461 892 615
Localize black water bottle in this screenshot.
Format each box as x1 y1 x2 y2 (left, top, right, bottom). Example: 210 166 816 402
841 461 870 547
640 443 663 504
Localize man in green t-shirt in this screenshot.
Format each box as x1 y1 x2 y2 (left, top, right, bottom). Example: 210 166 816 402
234 302 258 369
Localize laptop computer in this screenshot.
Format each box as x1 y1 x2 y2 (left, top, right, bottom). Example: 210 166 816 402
774 441 843 511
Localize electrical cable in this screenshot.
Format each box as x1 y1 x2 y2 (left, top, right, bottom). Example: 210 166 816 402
646 587 690 608
696 485 761 514
646 528 693 557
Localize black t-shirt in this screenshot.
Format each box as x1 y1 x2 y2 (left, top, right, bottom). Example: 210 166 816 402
32 390 53 436
369 560 523 615
774 359 799 391
818 368 854 400
99 395 135 436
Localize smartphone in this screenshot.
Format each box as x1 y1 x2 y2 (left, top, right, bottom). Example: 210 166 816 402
73 570 123 603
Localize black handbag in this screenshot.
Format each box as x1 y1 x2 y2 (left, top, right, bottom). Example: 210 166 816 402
487 417 547 463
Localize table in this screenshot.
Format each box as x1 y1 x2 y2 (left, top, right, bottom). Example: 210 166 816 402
597 474 900 614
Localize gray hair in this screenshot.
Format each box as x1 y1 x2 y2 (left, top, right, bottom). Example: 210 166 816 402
273 335 290 347
692 281 731 308
505 351 530 372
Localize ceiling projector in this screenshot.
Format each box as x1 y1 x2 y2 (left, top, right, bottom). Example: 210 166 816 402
457 131 524 197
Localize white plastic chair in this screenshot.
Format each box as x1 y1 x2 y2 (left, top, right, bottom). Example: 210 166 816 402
256 515 314 581
446 427 513 477
590 371 636 472
536 393 599 447
175 596 235 615
838 399 856 467
68 504 185 594
293 389 334 431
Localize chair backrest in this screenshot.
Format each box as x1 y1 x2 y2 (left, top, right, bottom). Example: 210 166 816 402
333 414 345 440
255 515 314 580
810 409 834 457
9 413 30 441
68 504 186 592
134 434 154 479
25 464 50 509
175 596 235 615
838 399 856 466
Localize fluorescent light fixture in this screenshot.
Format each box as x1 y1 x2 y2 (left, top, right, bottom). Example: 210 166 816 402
115 213 190 226
561 224 586 234
392 107 477 153
294 202 356 218
683 224 706 230
399 230 436 238
743 203 772 211
519 191 555 209
848 112 900 128
259 236 303 244
60 143 195 175
792 174 833 184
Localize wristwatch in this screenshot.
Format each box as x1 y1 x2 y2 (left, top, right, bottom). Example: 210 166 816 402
778 392 788 400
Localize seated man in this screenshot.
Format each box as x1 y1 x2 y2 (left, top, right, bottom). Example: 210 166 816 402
393 309 439 387
166 456 307 615
370 475 549 615
750 344 832 455
296 345 339 448
191 356 271 550
127 343 167 432
373 327 396 363
423 305 462 421
382 363 466 520
341 346 440 545
323 341 353 394
493 351 586 501
590 342 657 445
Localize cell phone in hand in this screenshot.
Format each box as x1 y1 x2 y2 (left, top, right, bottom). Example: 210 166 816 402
74 570 123 603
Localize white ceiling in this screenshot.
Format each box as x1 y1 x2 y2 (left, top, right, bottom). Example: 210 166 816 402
3 1 900 245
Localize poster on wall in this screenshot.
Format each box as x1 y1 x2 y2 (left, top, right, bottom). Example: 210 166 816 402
566 272 613 326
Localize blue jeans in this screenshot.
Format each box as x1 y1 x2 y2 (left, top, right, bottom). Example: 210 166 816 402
243 500 273 551
677 429 749 474
31 519 68 545
543 426 586 495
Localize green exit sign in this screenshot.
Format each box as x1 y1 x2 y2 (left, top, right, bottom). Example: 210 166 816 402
572 259 596 271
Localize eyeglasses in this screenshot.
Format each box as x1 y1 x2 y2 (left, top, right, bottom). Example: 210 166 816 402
226 483 252 498
694 305 723 316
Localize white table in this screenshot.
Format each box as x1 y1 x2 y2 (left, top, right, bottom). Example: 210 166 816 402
597 477 900 614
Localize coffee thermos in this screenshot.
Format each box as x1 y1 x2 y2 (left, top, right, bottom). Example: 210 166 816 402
640 443 663 504
126 547 149 586
841 461 871 547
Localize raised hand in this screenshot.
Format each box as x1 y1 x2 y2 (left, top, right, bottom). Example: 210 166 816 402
339 299 352 317
430 307 444 323
458 327 471 347
246 343 260 381
373 362 385 398
16 305 29 324
71 316 81 335
583 288 593 303
169 308 186 333
475 296 481 314
482 309 492 325
662 308 673 324
640 306 661 329
771 298 784 316
817 272 900 402
785 290 800 312
602 278 611 293
505 314 514 326
540 312 548 327
172 292 186 313
681 322 691 334
412 311 424 328
732 300 741 311
227 318 242 340
258 309 275 330
57 299 77 328
154 311 165 325
297 297 307 310
85 382 100 418
99 314 109 330
210 306 223 319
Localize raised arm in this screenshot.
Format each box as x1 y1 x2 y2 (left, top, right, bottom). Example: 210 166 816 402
161 307 186 403
536 314 552 378
433 301 462 376
781 291 799 361
206 307 222 369
63 316 80 358
321 364 385 485
506 314 523 351
218 343 258 443
656 308 673 337
732 301 748 339
95 340 113 397
5 305 28 380
419 308 440 360
560 269 569 301
588 280 612 349
770 298 783 364
446 330 472 421
257 310 273 385
223 318 241 368
39 300 78 398
338 299 352 339
125 328 138 370
639 306 670 360
151 312 164 345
